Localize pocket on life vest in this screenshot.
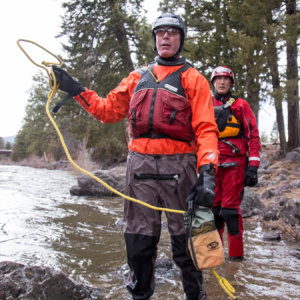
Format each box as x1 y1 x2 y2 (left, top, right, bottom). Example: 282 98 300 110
160 92 191 126
129 89 153 130
188 229 224 270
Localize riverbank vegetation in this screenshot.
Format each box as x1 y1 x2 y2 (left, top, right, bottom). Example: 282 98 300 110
8 0 299 165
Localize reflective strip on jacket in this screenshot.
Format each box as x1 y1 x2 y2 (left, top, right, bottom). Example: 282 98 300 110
74 63 219 171
213 96 261 167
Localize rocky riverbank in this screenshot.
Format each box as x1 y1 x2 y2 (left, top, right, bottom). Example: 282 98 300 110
0 261 104 300
1 144 300 299
69 144 300 241
1 144 300 240
252 144 300 241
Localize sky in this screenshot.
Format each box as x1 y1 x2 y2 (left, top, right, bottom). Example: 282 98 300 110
0 0 275 139
0 0 64 137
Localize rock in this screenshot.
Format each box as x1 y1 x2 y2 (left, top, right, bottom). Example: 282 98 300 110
289 248 300 260
262 183 295 200
70 169 126 196
263 203 281 221
0 261 104 300
256 178 273 187
262 189 276 200
51 160 70 170
257 169 272 175
293 147 300 153
285 151 300 162
259 158 270 169
262 231 281 241
275 174 288 181
268 161 285 170
290 180 300 189
274 167 289 175
276 196 290 206
280 199 300 226
241 188 263 218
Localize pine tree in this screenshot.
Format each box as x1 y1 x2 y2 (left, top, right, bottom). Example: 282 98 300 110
12 73 72 161
0 137 4 149
57 0 153 164
285 0 299 150
265 0 287 154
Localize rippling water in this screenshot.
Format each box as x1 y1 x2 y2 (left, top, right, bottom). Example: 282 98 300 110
0 165 299 299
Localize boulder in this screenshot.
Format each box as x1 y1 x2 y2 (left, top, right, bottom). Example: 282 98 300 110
262 231 281 241
240 188 264 218
285 151 300 162
0 261 104 300
70 169 126 197
263 202 281 221
280 199 300 227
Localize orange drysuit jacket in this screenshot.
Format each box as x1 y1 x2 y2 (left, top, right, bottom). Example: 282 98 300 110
74 63 219 171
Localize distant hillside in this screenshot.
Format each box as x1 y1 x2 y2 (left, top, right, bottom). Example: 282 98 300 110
2 136 15 145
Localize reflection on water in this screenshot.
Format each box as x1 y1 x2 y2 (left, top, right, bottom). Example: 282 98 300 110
0 165 299 299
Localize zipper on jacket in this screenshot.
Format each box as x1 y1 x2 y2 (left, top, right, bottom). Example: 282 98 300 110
146 67 160 131
149 82 159 131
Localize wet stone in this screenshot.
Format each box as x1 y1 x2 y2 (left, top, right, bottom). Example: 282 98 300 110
289 248 300 260
262 231 281 241
263 203 281 221
70 169 125 197
0 261 104 300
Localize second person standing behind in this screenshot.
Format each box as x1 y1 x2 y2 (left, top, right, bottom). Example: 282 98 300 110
211 66 261 260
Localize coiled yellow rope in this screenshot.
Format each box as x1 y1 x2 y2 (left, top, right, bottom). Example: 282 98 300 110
17 39 237 299
16 39 185 215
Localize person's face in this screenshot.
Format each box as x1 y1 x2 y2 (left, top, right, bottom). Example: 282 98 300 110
155 27 181 58
214 76 232 95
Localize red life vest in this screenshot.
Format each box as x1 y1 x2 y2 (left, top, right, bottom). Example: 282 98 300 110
128 63 194 141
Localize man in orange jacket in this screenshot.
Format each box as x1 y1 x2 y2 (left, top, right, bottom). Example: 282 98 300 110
53 13 219 300
211 66 261 260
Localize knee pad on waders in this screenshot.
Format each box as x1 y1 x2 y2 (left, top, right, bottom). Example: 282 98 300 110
220 208 240 236
212 206 224 231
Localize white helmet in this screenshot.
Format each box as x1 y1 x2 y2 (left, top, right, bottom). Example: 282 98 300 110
210 66 234 85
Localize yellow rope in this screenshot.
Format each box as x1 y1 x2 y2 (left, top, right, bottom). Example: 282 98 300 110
211 268 237 299
17 39 237 300
16 38 184 215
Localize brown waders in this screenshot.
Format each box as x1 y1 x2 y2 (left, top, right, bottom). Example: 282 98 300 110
123 151 207 300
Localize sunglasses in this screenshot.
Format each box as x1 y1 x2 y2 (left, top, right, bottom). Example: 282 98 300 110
154 27 180 37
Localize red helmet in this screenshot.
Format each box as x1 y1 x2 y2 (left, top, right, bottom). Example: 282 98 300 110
210 66 234 85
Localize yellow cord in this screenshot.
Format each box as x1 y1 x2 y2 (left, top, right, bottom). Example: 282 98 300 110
211 268 237 299
16 38 184 215
17 39 237 300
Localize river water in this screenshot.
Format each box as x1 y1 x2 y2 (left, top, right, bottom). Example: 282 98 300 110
0 165 299 300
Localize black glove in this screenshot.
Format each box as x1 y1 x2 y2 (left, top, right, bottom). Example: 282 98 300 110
186 164 216 208
214 107 230 132
244 166 258 187
52 65 85 96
